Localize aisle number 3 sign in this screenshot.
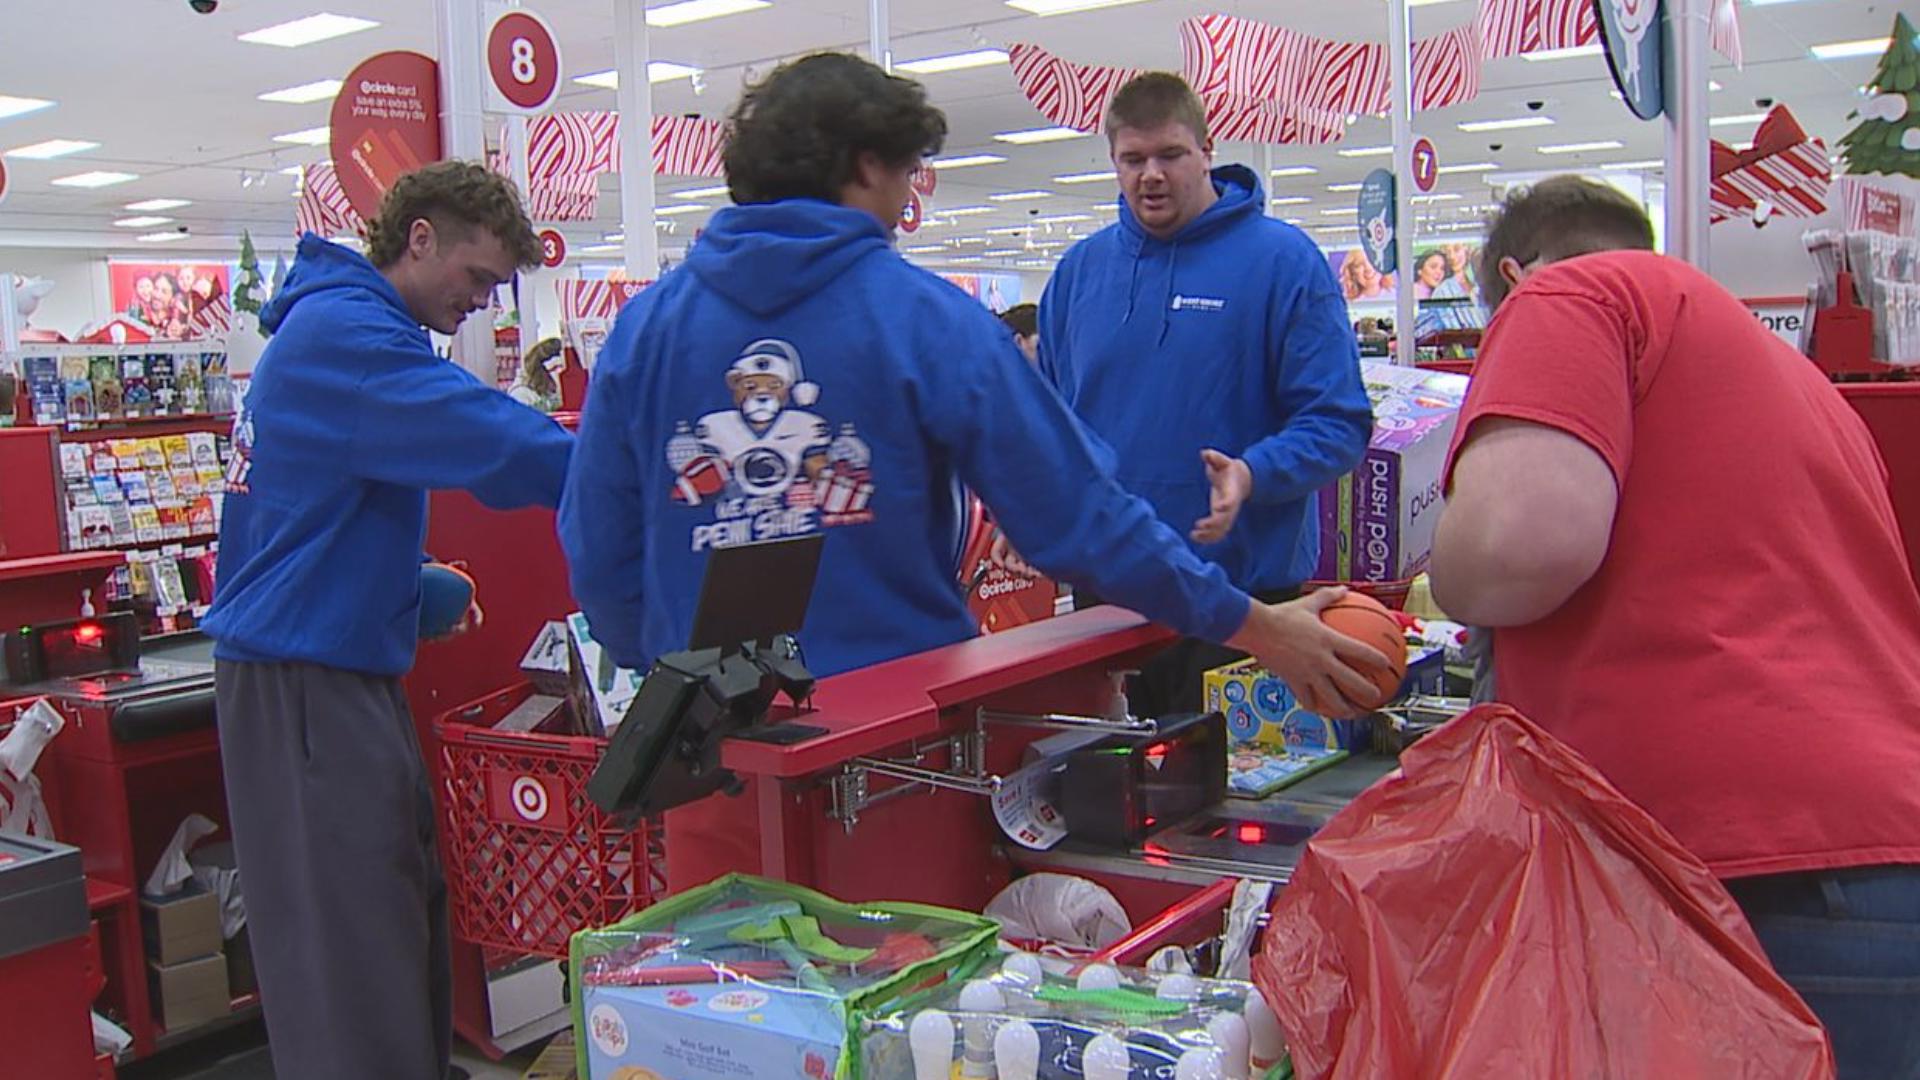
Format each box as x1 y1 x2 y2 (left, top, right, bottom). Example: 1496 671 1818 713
485 7 564 114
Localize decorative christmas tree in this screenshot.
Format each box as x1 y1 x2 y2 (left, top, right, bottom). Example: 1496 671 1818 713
233 231 268 339
1840 13 1920 178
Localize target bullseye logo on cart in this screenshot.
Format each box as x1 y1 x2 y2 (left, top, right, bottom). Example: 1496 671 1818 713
509 775 550 823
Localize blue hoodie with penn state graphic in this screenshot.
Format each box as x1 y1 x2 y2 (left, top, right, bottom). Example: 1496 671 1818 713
560 200 1252 678
1039 165 1371 594
203 234 573 676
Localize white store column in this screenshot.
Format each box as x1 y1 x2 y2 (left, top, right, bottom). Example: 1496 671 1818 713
1664 0 1712 267
437 0 496 379
1387 0 1416 366
615 0 661 277
869 0 892 71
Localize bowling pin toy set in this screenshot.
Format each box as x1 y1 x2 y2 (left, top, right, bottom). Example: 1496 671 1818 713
861 956 1290 1079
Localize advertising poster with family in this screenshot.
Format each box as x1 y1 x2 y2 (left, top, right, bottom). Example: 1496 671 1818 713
1328 242 1484 306
109 262 235 341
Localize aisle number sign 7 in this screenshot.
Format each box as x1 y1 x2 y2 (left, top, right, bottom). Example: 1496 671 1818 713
485 7 563 115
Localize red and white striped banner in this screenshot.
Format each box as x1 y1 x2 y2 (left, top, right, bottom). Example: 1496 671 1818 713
526 111 726 183
294 163 363 239
1015 0 1740 142
556 278 653 321
188 288 233 339
1708 107 1830 224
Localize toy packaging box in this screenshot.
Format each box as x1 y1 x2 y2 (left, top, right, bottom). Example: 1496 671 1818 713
1315 365 1469 583
571 874 1000 1080
1204 659 1367 754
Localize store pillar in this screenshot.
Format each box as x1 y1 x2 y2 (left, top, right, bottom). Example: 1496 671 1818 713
1385 0 1416 366
437 0 498 380
615 0 661 277
1664 0 1712 267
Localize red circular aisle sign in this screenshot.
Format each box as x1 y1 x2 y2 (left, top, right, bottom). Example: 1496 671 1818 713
911 164 937 198
1410 137 1439 194
0 157 9 207
487 9 563 114
330 51 444 222
900 191 924 233
538 228 567 268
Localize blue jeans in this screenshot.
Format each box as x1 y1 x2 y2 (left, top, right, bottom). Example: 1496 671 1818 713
1725 865 1920 1080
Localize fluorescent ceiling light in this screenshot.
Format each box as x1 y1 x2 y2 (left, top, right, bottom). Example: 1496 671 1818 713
1811 37 1891 61
1053 170 1116 184
604 232 625 241
278 165 306 177
1437 161 1497 174
1269 165 1318 177
1710 112 1770 126
52 170 138 188
1031 213 1094 224
114 216 173 228
573 62 703 89
0 95 55 121
1282 218 1305 225
1601 159 1665 170
646 0 771 28
902 244 947 253
674 184 731 199
988 190 1052 201
1271 196 1312 206
1315 224 1359 233
954 237 990 245
937 205 994 216
238 13 379 48
1319 207 1359 216
948 257 986 264
1522 44 1604 61
994 126 1089 144
6 138 97 159
897 49 1009 74
1411 193 1462 203
931 154 1007 169
656 204 707 215
984 248 1022 256
258 79 343 104
272 126 332 146
1538 139 1625 154
1006 0 1151 14
579 243 622 255
1326 181 1364 192
1015 259 1052 267
126 198 191 211
985 226 1030 235
1336 145 1393 157
1457 116 1555 132
137 231 187 243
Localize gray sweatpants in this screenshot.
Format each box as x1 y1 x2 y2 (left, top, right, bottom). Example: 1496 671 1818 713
215 660 452 1080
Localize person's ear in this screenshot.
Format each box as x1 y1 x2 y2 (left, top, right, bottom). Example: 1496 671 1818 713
1202 136 1216 163
407 218 436 261
1498 255 1526 288
852 151 887 192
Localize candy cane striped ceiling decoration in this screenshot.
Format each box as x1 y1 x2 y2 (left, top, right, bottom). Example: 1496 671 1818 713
294 163 363 239
1014 0 1742 142
526 112 726 183
1708 106 1829 224
556 277 653 321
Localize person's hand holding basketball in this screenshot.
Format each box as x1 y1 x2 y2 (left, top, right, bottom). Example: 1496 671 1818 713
1227 587 1400 717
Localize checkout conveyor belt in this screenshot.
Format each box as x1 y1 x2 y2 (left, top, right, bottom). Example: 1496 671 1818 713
1008 752 1404 886
2 634 217 743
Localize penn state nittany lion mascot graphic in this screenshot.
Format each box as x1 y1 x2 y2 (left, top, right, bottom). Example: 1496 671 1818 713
666 339 876 552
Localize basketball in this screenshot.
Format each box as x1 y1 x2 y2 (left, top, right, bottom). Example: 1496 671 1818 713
1319 591 1408 708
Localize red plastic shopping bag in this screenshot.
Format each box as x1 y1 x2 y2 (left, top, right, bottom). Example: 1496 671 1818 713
1256 706 1834 1080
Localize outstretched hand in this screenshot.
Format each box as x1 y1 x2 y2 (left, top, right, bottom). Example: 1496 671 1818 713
1191 449 1254 545
1226 588 1396 718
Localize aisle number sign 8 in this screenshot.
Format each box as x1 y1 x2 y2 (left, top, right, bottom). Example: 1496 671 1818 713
485 8 563 115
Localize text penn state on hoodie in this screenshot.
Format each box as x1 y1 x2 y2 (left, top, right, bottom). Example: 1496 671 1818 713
1039 164 1372 593
203 234 574 676
560 199 1254 679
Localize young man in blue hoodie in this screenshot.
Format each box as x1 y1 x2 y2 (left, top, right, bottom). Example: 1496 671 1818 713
202 162 572 1080
1038 73 1373 718
561 54 1390 883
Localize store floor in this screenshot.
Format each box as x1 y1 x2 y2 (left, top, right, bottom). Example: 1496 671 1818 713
117 1021 544 1079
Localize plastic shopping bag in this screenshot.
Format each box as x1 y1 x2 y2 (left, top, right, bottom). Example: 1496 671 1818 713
1256 705 1834 1080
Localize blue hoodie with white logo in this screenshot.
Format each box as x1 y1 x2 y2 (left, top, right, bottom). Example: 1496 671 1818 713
559 200 1251 678
1039 165 1371 593
203 234 573 676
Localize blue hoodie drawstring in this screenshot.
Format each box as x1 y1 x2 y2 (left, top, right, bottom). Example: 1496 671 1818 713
1122 245 1143 324
1159 241 1180 346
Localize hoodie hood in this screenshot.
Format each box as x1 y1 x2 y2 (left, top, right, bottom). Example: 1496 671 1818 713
263 233 413 334
1116 164 1265 253
684 200 893 317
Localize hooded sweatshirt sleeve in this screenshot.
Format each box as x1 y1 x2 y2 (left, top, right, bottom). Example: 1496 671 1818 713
348 329 573 510
920 297 1252 644
1238 246 1372 507
557 317 651 672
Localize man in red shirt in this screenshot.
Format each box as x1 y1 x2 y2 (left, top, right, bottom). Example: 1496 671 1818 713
1430 175 1920 1078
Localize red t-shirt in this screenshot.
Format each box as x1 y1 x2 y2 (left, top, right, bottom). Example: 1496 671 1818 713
1445 250 1920 878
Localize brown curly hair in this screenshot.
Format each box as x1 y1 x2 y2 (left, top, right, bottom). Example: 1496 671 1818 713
723 53 947 205
363 160 542 270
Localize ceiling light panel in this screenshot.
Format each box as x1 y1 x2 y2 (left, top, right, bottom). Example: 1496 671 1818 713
238 13 379 48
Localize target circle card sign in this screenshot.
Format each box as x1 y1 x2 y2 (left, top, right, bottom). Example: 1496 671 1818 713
330 51 443 221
